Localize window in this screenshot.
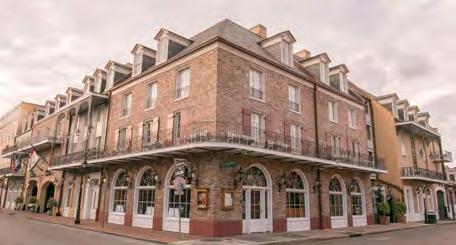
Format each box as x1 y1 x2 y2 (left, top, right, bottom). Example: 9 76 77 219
157 38 168 64
329 74 340 91
450 174 455 182
290 124 302 153
175 68 190 99
112 170 128 213
330 135 340 157
286 171 307 218
405 188 414 214
398 109 405 121
328 101 338 122
136 169 156 215
409 114 415 122
121 93 132 117
146 83 158 109
400 136 407 156
251 112 265 143
350 179 363 216
329 177 344 217
133 53 143 76
281 42 293 65
288 85 300 112
118 128 127 150
172 112 181 143
351 141 360 161
249 70 264 100
348 109 357 129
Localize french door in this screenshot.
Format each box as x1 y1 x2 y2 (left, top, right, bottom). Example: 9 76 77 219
242 187 271 233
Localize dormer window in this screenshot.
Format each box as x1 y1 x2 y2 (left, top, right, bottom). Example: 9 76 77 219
104 61 132 89
155 29 191 65
133 52 142 76
398 109 405 121
329 65 349 93
297 52 331 84
329 74 341 91
131 44 157 77
409 114 415 121
259 31 296 67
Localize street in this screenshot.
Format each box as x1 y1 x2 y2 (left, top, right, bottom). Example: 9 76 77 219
0 212 158 245
304 223 456 245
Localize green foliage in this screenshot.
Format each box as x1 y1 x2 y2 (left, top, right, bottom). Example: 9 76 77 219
394 202 407 215
377 202 390 216
15 196 24 204
46 198 58 208
29 196 37 204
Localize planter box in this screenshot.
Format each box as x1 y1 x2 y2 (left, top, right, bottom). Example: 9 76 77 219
396 214 406 223
379 215 390 225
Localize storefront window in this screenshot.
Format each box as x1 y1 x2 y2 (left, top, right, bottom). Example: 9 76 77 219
112 170 128 213
329 177 344 217
136 169 156 215
286 171 307 218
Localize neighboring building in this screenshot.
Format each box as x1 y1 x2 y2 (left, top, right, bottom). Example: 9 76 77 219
0 102 43 210
445 166 456 219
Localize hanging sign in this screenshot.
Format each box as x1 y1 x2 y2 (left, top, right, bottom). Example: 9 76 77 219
173 176 186 195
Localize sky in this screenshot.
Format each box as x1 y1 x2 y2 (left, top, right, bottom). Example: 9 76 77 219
0 0 455 165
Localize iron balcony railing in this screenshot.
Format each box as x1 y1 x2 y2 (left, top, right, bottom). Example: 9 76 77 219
430 151 453 163
1 145 19 155
51 121 385 170
401 167 444 181
30 134 61 146
52 149 99 167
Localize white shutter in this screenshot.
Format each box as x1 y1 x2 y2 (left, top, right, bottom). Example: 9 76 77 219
95 121 102 137
114 129 119 150
167 114 174 142
138 122 144 139
83 126 88 140
328 102 333 121
151 117 159 143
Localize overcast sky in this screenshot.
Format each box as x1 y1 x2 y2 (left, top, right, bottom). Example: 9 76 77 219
0 0 455 164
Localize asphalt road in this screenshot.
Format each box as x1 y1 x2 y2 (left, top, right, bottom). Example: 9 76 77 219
0 212 158 245
304 223 456 245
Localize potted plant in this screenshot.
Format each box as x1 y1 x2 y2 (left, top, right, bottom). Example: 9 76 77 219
29 197 37 212
394 202 407 223
14 197 24 210
46 198 58 215
377 202 391 225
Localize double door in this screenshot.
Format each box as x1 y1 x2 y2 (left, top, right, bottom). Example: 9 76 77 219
242 187 271 233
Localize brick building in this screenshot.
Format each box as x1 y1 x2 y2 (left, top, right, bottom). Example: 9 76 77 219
0 19 452 237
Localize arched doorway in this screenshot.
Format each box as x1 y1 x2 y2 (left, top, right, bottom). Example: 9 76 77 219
329 175 347 228
349 178 367 226
108 169 128 225
285 170 310 231
436 190 447 219
42 182 55 213
133 167 156 228
242 164 272 233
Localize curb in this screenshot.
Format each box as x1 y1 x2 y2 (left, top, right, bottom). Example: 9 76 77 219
26 216 168 244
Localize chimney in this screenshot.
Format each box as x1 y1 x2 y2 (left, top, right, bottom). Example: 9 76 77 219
295 49 311 60
249 24 267 38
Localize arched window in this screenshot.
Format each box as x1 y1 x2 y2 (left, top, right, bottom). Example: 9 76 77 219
329 176 344 217
350 179 363 216
286 171 307 218
136 169 156 215
112 170 128 213
243 166 267 186
166 166 192 218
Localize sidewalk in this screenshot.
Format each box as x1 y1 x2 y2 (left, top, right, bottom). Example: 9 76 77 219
23 212 199 244
17 210 456 245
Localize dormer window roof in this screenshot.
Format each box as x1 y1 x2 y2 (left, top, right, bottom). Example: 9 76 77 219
104 60 132 90
82 75 95 94
93 68 107 94
55 94 67 109
329 64 349 93
376 93 399 117
66 87 83 104
131 44 157 76
45 100 56 116
154 29 192 65
298 51 331 84
259 31 296 66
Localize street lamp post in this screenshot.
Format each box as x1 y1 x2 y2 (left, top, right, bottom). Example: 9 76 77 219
74 158 87 224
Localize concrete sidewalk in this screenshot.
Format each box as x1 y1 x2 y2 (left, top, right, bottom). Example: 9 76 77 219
13 210 456 245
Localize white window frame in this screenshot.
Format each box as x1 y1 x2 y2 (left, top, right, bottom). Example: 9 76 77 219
133 167 156 228
121 93 132 118
249 69 265 101
133 52 143 76
281 42 293 65
251 112 265 144
157 37 169 64
145 82 158 109
348 109 357 129
175 68 190 100
328 101 338 123
290 124 302 154
288 84 300 113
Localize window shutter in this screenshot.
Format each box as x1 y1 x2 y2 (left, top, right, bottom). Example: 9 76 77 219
138 122 144 140
301 126 307 154
83 126 88 140
242 108 251 136
114 129 119 150
166 114 174 142
265 115 273 139
151 117 160 143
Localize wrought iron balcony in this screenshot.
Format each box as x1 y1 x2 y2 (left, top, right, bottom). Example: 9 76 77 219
401 167 444 182
430 151 453 163
50 121 385 172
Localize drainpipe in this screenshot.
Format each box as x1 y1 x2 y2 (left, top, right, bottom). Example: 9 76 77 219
313 83 323 229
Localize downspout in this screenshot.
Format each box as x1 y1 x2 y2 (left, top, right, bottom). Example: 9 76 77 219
95 168 103 222
313 83 323 229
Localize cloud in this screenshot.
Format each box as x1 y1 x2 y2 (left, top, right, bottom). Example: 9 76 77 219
0 0 455 162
